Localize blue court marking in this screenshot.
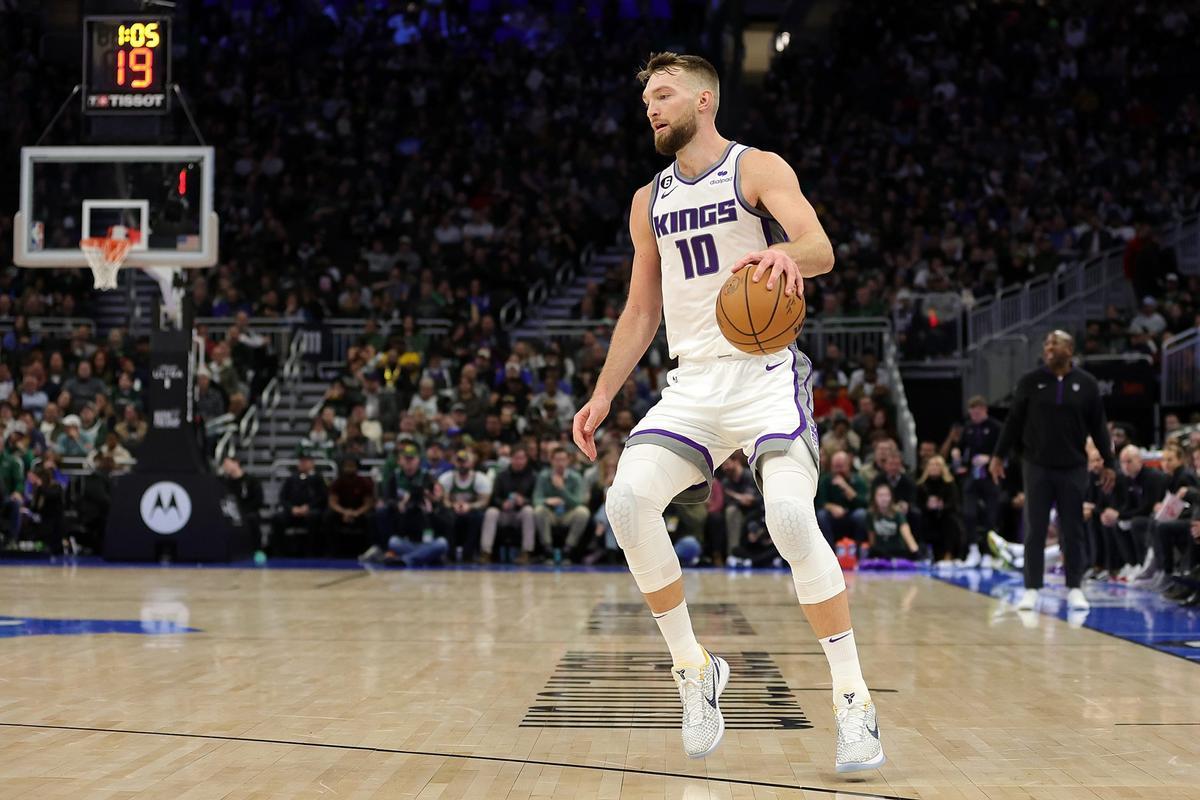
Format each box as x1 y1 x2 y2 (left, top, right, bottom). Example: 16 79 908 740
0 615 200 638
931 566 1200 663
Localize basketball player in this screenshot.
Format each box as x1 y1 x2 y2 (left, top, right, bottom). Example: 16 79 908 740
572 53 884 773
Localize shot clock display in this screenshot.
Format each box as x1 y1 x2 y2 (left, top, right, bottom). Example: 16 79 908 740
83 16 172 115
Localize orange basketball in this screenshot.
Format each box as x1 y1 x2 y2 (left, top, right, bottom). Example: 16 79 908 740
715 270 806 355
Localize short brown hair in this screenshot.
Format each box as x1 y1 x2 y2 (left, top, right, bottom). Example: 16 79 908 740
637 52 720 109
967 395 988 409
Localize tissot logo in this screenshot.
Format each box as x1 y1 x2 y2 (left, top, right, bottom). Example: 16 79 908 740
87 94 166 108
140 482 192 535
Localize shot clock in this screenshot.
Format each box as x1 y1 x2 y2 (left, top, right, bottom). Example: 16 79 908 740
83 16 172 114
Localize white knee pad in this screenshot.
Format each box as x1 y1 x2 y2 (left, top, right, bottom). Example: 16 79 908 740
761 441 846 604
607 445 704 594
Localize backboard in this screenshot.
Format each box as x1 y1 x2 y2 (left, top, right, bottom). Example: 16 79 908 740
14 146 217 268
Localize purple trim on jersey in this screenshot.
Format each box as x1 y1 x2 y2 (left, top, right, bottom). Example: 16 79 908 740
748 347 815 466
733 146 774 220
628 428 715 473
761 218 774 246
672 141 737 186
685 481 708 492
648 173 661 232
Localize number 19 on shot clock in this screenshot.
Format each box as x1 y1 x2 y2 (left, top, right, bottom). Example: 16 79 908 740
83 16 172 114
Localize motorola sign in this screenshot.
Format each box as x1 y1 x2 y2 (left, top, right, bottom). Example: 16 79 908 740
139 481 192 534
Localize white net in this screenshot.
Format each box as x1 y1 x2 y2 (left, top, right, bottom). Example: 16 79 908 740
80 231 134 290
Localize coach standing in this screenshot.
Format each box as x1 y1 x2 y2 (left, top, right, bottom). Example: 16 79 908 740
989 330 1116 613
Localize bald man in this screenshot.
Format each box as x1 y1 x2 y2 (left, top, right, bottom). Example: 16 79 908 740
991 330 1116 613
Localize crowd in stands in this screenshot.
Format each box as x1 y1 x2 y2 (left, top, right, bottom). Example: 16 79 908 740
758 1 1200 358
0 322 153 554
1 0 1200 600
7 1 1197 342
0 314 272 556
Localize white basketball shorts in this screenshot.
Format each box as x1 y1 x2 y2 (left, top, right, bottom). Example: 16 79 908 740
625 345 818 502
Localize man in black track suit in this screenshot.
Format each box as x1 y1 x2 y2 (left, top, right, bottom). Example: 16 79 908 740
990 330 1116 612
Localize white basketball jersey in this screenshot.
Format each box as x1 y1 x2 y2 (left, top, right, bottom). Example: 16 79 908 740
649 141 788 360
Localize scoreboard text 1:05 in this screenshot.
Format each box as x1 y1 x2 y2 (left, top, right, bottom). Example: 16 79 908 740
83 16 172 115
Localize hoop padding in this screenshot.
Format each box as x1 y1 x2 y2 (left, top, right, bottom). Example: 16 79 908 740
81 237 133 290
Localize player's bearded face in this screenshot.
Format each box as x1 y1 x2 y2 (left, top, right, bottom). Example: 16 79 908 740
654 107 698 155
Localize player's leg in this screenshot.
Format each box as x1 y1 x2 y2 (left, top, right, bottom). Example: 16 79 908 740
757 440 884 773
1019 462 1054 608
1056 467 1090 609
607 442 731 758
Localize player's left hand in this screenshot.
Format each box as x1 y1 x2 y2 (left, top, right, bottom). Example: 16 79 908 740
731 249 803 296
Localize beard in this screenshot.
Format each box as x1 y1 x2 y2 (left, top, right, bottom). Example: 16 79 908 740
654 112 698 155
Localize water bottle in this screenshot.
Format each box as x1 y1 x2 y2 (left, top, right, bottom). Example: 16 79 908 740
553 547 562 566
422 527 434 543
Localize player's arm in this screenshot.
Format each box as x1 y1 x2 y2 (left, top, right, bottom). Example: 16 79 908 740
594 183 663 401
572 183 663 461
732 150 835 293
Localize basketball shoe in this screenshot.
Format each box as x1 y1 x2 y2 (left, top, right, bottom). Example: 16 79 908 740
672 649 729 758
987 530 1017 569
834 691 886 773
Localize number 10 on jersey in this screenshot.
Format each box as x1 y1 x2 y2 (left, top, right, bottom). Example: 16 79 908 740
675 234 720 280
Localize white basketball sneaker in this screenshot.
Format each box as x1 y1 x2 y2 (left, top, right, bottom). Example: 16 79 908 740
1015 588 1039 611
834 691 886 773
1067 588 1090 611
672 649 729 759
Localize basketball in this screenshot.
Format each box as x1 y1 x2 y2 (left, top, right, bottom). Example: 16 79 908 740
715 270 806 355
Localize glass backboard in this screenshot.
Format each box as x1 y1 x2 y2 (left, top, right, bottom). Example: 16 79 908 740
14 146 217 268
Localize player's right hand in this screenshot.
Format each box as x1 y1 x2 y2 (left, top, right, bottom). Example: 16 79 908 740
988 456 1005 484
573 395 611 462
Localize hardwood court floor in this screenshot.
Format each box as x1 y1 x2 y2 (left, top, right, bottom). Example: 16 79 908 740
0 563 1198 800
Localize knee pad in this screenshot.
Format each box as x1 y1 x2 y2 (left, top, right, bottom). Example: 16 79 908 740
761 442 847 604
606 446 704 594
765 496 818 563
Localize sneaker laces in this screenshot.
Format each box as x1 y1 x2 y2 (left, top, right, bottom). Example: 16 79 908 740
677 672 705 727
836 704 868 745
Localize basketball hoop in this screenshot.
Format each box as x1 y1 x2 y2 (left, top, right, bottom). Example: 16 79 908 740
80 226 139 290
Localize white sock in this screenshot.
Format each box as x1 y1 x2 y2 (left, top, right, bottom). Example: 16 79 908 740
653 600 705 667
819 629 870 706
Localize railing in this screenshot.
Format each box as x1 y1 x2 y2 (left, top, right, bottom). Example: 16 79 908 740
962 334 1037 403
965 255 1129 350
322 318 453 364
283 331 304 381
882 334 919 469
1175 215 1200 275
191 329 207 375
195 317 295 359
1162 327 1200 406
0 317 96 337
498 296 522 329
962 213 1199 353
799 317 890 365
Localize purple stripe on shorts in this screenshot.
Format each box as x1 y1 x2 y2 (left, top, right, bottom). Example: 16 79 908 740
628 428 715 473
748 347 814 466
